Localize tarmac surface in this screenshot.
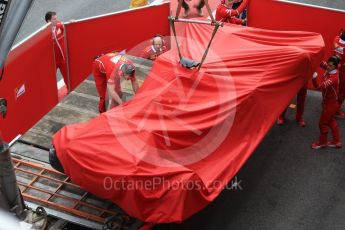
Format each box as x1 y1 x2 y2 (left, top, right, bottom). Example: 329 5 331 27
15 0 131 43
289 0 344 9
14 0 345 230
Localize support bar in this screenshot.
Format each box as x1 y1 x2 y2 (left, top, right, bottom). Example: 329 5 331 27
0 137 26 220
169 16 224 27
168 16 223 71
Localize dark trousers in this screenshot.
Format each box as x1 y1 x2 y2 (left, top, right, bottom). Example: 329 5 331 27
280 84 307 120
180 0 205 10
338 64 345 105
318 100 340 144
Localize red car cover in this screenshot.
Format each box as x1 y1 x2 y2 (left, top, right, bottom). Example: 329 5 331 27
52 22 324 223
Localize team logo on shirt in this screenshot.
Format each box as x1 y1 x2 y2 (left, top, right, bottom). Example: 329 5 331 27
120 56 128 62
14 83 26 100
110 55 121 64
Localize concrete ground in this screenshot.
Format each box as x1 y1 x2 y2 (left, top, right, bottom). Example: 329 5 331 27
289 0 344 10
15 0 131 43
13 1 345 230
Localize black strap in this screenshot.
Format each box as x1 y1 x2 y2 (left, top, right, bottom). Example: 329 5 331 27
0 67 4 81
168 16 183 61
198 22 221 70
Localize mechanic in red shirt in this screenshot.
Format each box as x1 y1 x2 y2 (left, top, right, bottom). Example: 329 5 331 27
215 0 247 25
45 11 68 88
140 34 167 61
311 56 342 149
92 53 139 113
333 30 345 118
231 0 248 18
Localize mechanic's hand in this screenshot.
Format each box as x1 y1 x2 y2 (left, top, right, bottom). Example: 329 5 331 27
312 72 318 79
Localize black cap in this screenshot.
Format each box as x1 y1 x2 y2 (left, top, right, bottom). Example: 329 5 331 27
341 31 345 41
328 55 340 66
121 64 135 76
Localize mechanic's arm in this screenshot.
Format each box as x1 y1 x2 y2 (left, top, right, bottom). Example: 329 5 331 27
131 78 139 94
312 72 337 90
107 82 123 105
236 0 249 14
334 36 339 49
219 6 239 18
139 48 150 60
230 17 245 25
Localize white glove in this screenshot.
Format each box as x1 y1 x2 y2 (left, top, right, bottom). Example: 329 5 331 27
312 72 318 79
335 47 344 55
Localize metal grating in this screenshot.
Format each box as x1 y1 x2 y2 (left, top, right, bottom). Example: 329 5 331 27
13 158 136 227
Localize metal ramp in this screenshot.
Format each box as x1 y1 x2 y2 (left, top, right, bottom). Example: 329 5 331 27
10 56 153 229
13 157 143 229
18 55 152 151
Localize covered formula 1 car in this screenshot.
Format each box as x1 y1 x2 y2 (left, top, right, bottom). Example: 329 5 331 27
51 22 324 223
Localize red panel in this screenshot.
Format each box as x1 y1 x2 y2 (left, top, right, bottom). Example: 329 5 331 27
0 26 58 142
248 0 345 61
65 2 171 91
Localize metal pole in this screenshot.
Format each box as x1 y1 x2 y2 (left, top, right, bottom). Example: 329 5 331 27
0 0 34 71
0 97 7 118
169 17 223 26
197 22 221 71
9 134 21 147
0 137 26 220
203 0 215 22
168 16 223 71
168 16 182 61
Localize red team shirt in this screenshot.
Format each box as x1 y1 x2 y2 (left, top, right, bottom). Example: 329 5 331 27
215 0 248 24
334 35 345 103
334 35 345 64
94 53 136 94
52 21 66 62
51 20 68 86
140 45 167 61
312 69 339 103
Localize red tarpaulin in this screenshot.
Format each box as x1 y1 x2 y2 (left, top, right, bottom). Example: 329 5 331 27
52 22 324 223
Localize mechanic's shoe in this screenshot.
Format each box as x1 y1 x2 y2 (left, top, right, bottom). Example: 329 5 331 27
194 5 204 17
297 118 306 127
277 117 284 126
335 111 345 118
183 8 190 17
22 207 48 230
311 141 327 149
327 141 342 148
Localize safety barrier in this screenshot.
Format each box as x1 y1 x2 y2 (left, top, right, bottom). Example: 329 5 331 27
0 2 170 142
13 158 142 229
248 0 345 61
1 0 343 142
64 2 170 91
0 25 58 142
